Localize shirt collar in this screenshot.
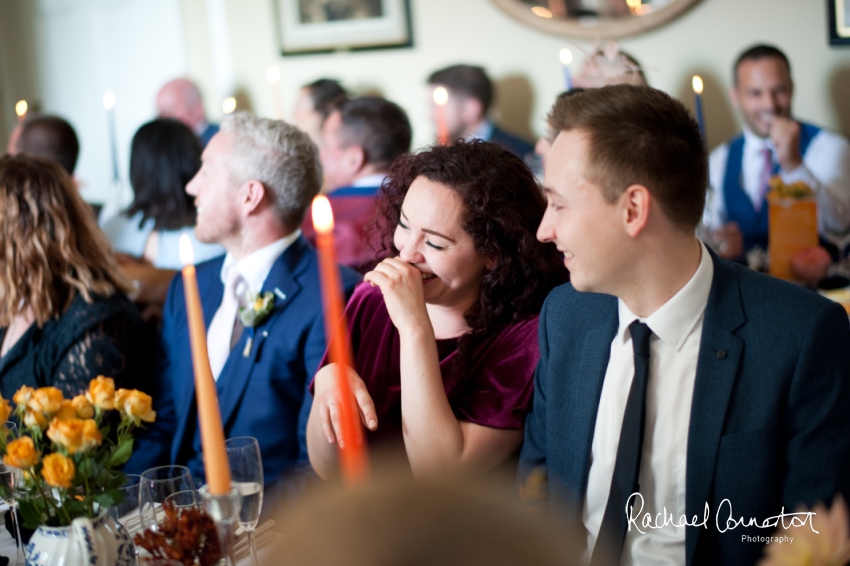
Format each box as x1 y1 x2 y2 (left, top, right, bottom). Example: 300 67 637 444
351 173 387 188
219 230 301 293
465 120 494 143
743 127 775 154
616 240 714 352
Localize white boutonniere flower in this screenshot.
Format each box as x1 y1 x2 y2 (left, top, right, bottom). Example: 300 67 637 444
237 291 275 327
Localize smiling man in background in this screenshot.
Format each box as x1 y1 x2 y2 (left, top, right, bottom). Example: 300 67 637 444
704 44 850 259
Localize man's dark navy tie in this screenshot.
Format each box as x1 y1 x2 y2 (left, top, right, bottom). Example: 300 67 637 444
590 320 653 566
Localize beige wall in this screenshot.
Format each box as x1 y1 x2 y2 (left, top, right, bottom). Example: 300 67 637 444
185 0 850 153
3 0 848 157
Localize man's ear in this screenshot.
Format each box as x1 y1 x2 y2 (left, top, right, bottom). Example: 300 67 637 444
241 179 267 215
346 144 367 175
461 97 485 125
621 184 651 239
728 85 741 110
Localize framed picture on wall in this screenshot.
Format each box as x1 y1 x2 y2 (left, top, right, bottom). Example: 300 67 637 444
828 0 850 46
275 0 413 55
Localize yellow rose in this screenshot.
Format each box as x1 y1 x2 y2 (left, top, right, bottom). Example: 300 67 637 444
41 453 75 489
114 389 156 423
13 386 35 407
71 395 94 419
55 400 77 421
86 376 115 410
27 387 64 415
46 418 102 454
81 419 102 450
3 437 40 469
23 409 48 430
0 397 11 424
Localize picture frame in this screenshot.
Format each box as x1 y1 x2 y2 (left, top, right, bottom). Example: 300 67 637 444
275 0 413 56
828 0 850 46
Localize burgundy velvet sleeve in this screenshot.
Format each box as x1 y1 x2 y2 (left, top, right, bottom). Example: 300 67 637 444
450 317 540 430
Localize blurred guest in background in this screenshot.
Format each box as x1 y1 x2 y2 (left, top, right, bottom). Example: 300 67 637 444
706 44 850 260
102 119 223 319
572 43 647 89
103 118 223 269
127 112 360 488
156 77 219 147
302 96 412 272
308 141 566 479
0 154 151 399
292 78 347 147
12 114 80 176
427 64 533 159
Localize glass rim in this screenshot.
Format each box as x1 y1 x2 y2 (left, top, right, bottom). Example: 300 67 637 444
141 465 193 482
225 436 259 449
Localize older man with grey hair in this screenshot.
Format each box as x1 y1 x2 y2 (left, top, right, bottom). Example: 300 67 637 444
127 112 361 491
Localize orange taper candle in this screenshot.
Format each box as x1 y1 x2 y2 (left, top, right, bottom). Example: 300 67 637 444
311 195 369 484
179 234 233 495
433 86 449 146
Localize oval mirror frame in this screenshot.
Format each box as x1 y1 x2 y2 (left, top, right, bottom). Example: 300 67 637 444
490 0 702 40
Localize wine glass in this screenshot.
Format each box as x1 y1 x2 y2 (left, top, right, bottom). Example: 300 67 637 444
107 474 142 528
140 466 196 532
0 422 22 565
226 437 263 566
163 489 202 515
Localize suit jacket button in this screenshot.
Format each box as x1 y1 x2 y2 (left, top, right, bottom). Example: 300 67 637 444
717 349 727 359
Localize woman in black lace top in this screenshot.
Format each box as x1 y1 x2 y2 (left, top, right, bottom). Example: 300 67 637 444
0 154 152 399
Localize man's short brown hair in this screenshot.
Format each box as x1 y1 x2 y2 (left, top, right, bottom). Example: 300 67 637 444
548 85 707 231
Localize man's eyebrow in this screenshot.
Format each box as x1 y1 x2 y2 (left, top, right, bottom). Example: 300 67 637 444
400 208 456 243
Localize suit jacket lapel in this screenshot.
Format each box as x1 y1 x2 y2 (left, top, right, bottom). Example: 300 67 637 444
685 252 746 565
215 237 309 429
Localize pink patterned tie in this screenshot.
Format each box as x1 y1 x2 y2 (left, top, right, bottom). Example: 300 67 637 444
207 264 242 381
755 147 772 212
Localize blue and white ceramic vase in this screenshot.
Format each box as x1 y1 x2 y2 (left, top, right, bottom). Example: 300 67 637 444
25 512 135 566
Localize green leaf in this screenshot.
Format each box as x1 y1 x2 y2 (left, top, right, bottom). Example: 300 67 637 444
19 500 44 530
77 458 93 481
107 437 134 467
94 491 120 510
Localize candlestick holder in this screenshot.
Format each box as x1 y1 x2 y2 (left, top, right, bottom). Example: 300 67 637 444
199 485 241 566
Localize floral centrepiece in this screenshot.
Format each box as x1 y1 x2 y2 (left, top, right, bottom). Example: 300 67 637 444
237 291 274 328
0 377 156 528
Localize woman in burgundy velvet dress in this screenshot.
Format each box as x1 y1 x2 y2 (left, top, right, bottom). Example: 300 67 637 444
308 141 567 478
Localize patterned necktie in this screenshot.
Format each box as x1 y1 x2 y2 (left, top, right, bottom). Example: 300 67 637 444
207 264 242 381
591 321 653 566
755 147 772 212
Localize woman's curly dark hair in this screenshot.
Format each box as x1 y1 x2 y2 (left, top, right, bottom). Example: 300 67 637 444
371 140 568 369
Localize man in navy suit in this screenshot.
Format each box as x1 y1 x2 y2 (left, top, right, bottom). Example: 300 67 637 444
426 64 533 159
519 85 850 566
301 96 411 272
128 111 360 491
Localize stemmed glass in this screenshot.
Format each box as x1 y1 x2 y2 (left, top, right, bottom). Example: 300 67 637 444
140 466 196 532
107 474 142 527
226 437 263 566
0 422 23 565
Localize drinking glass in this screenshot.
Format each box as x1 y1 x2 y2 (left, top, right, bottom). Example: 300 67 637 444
226 437 263 566
140 466 196 532
107 474 142 528
0 422 22 565
163 489 202 514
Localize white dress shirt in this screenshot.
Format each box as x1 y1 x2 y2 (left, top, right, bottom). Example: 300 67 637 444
706 127 850 235
218 230 301 296
351 173 387 188
584 241 714 566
